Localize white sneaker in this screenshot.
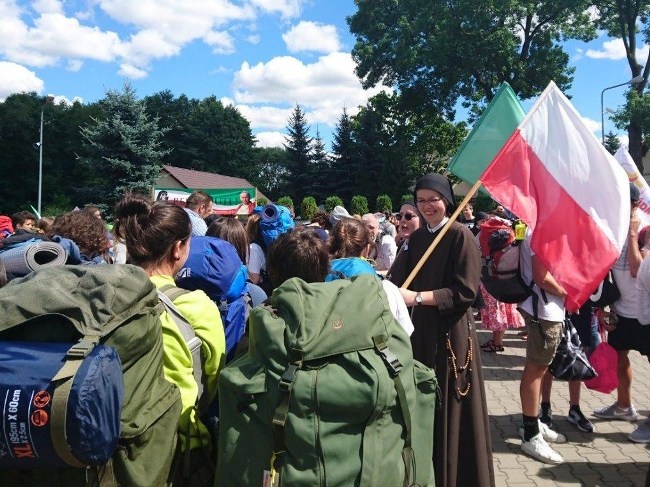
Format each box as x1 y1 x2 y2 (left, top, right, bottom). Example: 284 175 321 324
593 402 639 422
539 420 567 444
521 433 564 464
518 420 567 444
628 417 650 443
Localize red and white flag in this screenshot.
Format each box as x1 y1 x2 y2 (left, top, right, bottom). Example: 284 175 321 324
480 81 630 312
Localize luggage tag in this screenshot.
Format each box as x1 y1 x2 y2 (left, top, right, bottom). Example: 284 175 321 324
262 453 280 487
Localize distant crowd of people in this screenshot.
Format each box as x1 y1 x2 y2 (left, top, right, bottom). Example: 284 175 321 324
1 175 650 485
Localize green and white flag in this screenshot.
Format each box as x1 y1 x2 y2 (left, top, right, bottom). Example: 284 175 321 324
447 82 525 186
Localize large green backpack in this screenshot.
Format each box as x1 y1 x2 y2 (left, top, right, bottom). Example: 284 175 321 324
216 275 436 487
0 265 182 487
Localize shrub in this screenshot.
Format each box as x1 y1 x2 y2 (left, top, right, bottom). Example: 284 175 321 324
256 197 268 207
325 196 344 212
350 195 369 216
301 196 318 221
375 194 392 213
276 196 294 214
400 194 412 205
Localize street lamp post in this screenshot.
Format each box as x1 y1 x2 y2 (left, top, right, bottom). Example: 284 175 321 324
600 75 645 144
37 95 55 216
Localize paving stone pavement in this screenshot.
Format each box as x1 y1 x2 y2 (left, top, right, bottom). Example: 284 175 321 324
478 326 650 486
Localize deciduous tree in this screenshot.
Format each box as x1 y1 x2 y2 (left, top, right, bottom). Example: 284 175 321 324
349 0 595 116
595 0 650 169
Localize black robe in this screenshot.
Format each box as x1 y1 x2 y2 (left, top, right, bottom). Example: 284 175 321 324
390 221 495 487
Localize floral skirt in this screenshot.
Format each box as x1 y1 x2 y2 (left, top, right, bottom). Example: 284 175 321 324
479 285 525 331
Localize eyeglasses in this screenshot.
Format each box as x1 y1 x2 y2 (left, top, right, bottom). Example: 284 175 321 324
396 212 418 221
417 197 443 206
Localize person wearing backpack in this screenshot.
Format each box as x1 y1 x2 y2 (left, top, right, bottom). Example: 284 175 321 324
516 228 569 464
389 172 494 487
216 227 436 486
114 193 226 486
327 218 413 336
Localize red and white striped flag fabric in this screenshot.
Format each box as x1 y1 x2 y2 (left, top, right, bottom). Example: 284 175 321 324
480 81 630 313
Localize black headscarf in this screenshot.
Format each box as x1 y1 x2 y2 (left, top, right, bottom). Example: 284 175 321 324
413 173 456 216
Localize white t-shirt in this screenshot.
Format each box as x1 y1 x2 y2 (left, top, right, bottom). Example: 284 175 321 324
518 231 565 322
375 234 397 271
612 240 639 319
381 279 414 336
247 242 266 278
636 257 650 325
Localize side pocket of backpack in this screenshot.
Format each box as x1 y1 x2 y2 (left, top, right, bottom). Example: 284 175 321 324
216 355 270 487
411 360 437 487
114 380 182 487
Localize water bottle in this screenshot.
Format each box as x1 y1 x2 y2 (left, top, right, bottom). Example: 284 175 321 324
514 220 526 241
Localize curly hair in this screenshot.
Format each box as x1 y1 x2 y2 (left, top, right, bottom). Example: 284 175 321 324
328 218 372 259
113 193 191 267
50 210 110 258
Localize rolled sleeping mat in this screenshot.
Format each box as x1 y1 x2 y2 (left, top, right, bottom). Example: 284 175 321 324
0 242 68 276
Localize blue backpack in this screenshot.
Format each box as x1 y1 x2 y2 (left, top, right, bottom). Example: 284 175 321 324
176 236 250 362
255 204 295 248
325 257 380 282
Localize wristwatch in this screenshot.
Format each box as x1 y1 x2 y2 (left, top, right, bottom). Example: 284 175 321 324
415 292 423 306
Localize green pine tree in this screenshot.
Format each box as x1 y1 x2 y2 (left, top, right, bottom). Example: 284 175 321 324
79 82 169 209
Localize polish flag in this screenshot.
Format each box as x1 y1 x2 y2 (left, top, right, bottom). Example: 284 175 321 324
480 81 630 312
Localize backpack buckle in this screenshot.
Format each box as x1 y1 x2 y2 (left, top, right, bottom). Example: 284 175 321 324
373 336 403 377
67 337 99 358
278 364 299 392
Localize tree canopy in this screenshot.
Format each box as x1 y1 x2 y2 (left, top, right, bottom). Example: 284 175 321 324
595 0 650 169
79 83 169 208
349 0 596 116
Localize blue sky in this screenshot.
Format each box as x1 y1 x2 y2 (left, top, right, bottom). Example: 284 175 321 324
0 0 646 150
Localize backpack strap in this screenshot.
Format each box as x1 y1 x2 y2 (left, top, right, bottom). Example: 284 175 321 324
50 336 101 468
270 350 304 482
372 335 416 487
157 284 207 412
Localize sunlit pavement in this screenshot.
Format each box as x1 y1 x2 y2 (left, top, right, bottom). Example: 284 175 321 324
478 324 650 486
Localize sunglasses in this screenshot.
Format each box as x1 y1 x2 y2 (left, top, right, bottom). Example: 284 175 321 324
396 212 418 221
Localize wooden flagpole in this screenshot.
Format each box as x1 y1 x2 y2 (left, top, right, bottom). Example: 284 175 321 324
402 179 484 288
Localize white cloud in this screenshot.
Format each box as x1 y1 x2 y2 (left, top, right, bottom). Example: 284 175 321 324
211 65 231 75
248 0 305 19
118 63 148 79
586 38 649 61
0 0 258 81
204 30 235 54
254 131 286 148
282 21 340 54
225 53 392 134
66 59 83 71
0 61 44 101
222 98 293 129
232 52 390 129
247 34 260 44
1 12 122 67
582 116 601 135
52 94 84 106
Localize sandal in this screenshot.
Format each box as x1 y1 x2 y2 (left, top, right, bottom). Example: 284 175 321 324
481 343 505 353
480 339 495 350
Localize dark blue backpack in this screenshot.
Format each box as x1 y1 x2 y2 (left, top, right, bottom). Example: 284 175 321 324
254 204 295 248
176 236 250 362
325 257 380 282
